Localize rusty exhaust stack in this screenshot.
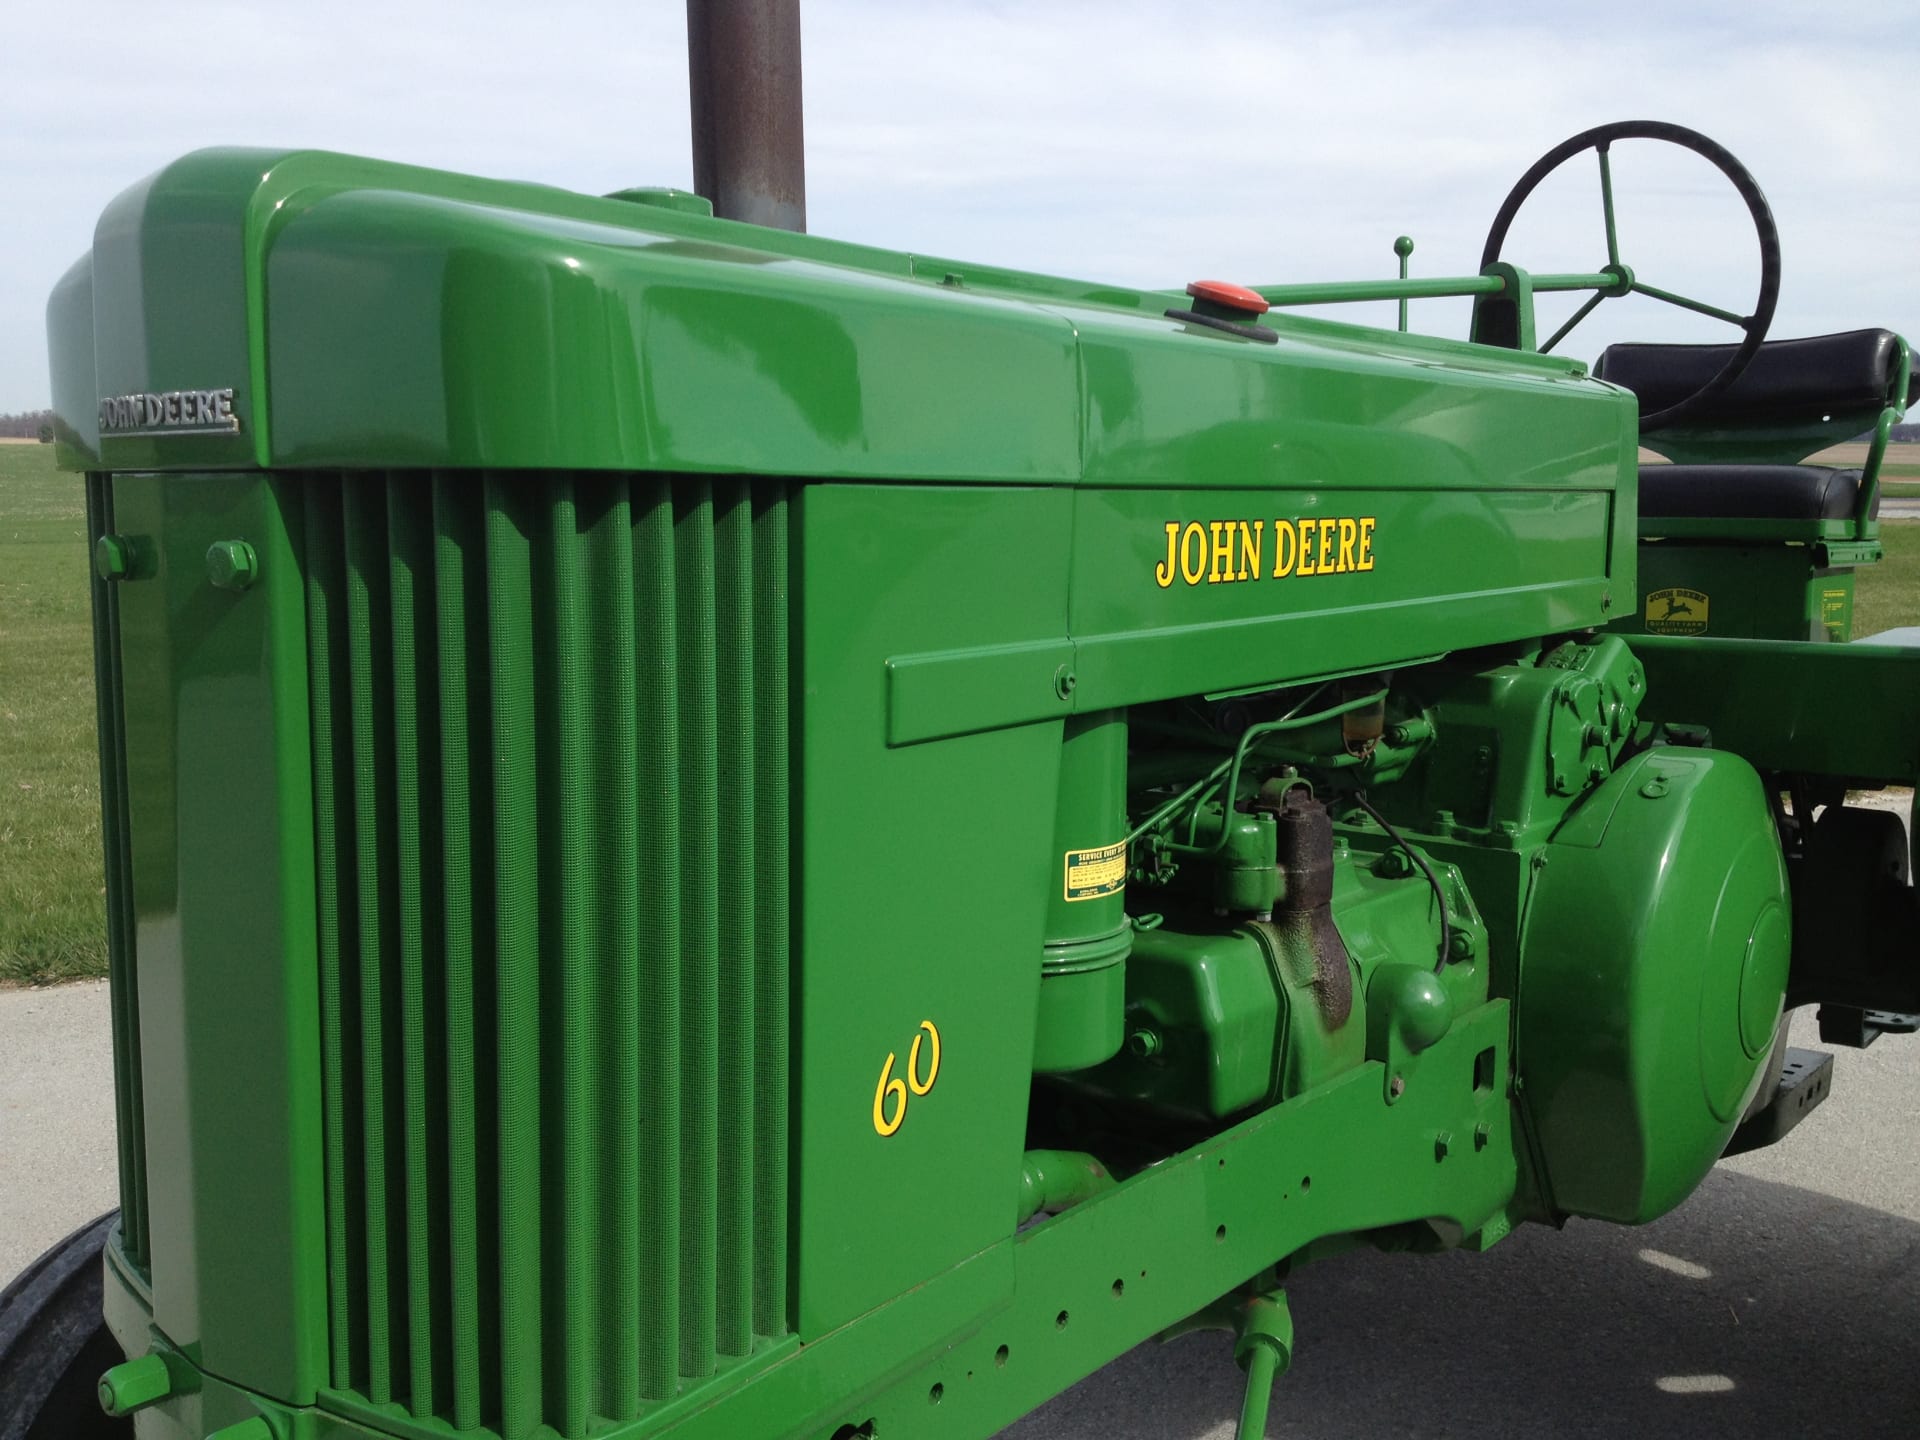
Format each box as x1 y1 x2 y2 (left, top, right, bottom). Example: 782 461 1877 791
686 0 807 231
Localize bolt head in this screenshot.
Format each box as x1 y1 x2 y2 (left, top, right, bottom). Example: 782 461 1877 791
206 539 258 592
97 1353 171 1417
95 533 134 581
1126 1028 1162 1059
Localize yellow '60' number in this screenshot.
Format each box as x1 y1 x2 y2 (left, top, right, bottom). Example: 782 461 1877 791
873 1020 942 1137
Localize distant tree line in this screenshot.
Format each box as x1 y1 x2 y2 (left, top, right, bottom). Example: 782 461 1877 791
0 408 54 440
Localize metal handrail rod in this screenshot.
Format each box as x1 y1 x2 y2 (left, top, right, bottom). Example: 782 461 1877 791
1250 269 1616 309
1856 333 1913 540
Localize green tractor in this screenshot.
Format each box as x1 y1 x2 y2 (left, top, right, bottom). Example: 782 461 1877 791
4 17 1916 1440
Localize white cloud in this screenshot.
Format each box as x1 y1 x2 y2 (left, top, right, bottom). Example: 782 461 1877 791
3 0 1915 409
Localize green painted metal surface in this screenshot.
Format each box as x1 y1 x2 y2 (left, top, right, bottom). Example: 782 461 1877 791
48 135 1896 1440
1518 747 1790 1222
804 1002 1520 1440
98 1000 1517 1440
1632 634 1920 785
793 481 1065 1338
1086 838 1487 1121
1035 711 1131 1074
296 470 795 1437
48 148 1627 498
1623 540 1863 643
106 473 329 1402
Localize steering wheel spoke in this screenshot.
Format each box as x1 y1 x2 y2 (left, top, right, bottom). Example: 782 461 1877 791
1598 145 1621 269
1540 291 1609 355
1482 120 1780 430
1630 281 1747 328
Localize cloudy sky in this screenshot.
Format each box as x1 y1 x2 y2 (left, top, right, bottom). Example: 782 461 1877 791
3 1 1916 414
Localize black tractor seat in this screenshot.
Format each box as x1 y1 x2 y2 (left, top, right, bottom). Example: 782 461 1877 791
1640 464 1877 523
1597 329 1910 527
1597 328 1919 424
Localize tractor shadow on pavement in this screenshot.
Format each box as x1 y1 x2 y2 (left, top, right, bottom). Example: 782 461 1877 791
1003 1166 1920 1439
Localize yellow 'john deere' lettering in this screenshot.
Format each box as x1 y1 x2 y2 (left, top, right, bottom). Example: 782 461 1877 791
1155 516 1375 588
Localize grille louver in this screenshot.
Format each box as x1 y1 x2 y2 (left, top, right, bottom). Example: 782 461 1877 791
302 470 792 1439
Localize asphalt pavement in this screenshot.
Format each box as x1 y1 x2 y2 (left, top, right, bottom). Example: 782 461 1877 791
0 980 118 1286
4 973 1916 1438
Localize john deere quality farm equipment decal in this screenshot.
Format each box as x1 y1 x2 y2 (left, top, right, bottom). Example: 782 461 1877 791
9 24 1920 1440
1645 586 1710 634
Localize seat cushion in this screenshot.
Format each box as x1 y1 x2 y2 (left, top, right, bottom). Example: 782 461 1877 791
1597 329 1918 423
1639 464 1876 522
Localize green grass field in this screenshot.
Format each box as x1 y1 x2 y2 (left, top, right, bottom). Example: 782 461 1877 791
1 443 105 983
5 442 1920 984
1853 523 1920 638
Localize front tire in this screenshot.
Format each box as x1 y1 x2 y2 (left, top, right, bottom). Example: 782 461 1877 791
0 1212 131 1440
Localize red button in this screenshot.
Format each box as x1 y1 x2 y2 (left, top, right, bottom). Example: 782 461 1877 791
1186 280 1269 315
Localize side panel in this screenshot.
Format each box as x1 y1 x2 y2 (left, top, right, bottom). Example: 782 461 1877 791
1630 541 1854 643
111 473 328 1399
1069 486 1615 708
794 484 1072 1335
1632 634 1920 783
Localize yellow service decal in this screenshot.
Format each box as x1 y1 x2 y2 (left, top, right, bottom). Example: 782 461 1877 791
1064 841 1127 902
1821 587 1849 640
1155 517 1376 589
1645 586 1708 635
873 1020 941 1137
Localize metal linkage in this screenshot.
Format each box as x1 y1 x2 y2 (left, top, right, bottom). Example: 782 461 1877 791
1128 688 1392 859
1233 1290 1295 1440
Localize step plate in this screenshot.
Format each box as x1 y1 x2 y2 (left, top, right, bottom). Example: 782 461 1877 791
1818 1006 1920 1048
1723 1047 1835 1158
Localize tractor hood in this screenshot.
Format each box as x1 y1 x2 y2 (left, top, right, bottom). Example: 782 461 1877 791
49 147 1630 494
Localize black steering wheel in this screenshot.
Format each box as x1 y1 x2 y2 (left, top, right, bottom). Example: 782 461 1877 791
1480 120 1781 431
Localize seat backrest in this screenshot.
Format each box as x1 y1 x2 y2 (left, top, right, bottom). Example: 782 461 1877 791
1594 329 1915 467
1596 328 1916 423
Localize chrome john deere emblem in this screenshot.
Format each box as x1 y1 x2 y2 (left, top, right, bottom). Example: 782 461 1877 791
98 387 240 438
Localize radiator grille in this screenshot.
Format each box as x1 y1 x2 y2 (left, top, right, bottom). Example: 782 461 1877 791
86 473 151 1273
302 471 792 1439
